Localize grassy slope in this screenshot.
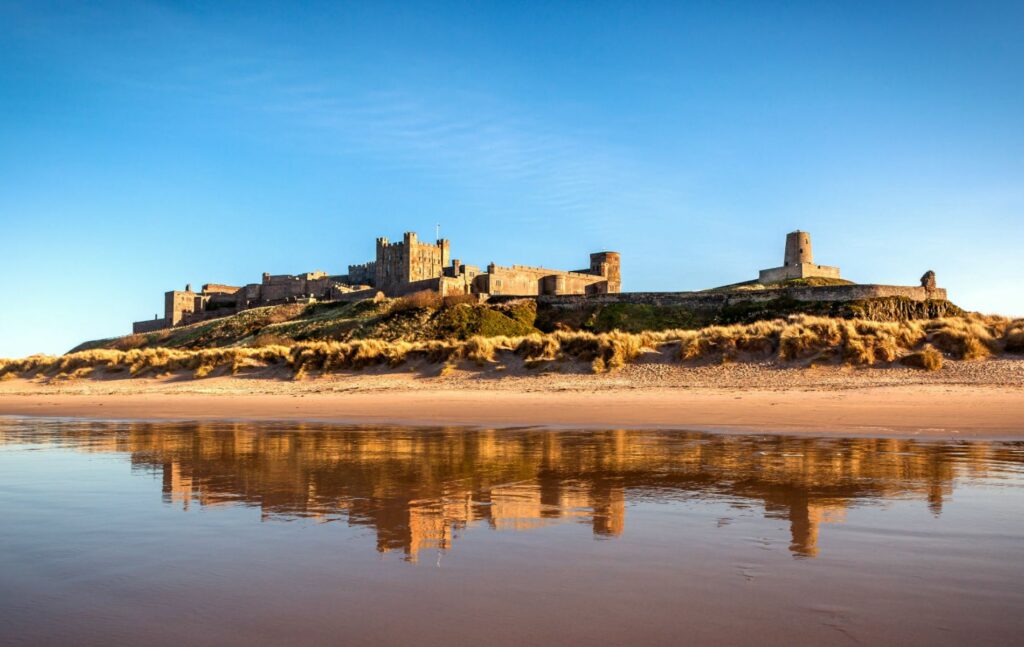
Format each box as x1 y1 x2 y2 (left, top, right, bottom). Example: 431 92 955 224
72 298 541 352
73 286 964 353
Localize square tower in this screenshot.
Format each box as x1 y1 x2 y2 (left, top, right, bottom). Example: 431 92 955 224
373 231 450 295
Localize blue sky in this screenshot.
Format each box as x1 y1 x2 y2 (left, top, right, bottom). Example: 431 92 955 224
1 1 1022 356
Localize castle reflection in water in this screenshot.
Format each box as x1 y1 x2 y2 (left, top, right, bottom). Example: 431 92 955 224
5 421 1021 560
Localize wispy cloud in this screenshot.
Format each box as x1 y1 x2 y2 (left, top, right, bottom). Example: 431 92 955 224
36 0 695 240
136 49 693 236
261 84 623 217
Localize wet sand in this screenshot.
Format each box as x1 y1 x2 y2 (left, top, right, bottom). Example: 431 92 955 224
2 419 1023 646
2 360 1023 438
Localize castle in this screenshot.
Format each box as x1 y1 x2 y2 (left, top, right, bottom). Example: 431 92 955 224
132 229 945 334
133 232 621 333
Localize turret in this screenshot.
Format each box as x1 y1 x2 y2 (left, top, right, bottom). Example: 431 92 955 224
437 238 450 268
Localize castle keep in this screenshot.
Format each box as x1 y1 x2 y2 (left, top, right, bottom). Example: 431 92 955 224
346 232 620 298
133 232 621 333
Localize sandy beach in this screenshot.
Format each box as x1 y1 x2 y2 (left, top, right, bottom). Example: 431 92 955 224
2 359 1022 438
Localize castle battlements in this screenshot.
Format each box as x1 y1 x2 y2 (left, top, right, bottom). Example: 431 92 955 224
503 264 596 276
133 231 620 333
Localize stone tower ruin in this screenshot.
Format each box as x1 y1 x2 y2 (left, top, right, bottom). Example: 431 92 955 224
758 230 841 284
784 231 813 266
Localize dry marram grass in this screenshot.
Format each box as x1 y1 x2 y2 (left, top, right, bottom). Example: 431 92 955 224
3 315 1020 381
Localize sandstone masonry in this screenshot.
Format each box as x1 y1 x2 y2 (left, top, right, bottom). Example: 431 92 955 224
131 229 945 334
133 231 620 333
758 230 842 283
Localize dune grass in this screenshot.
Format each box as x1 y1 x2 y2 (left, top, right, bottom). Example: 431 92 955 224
4 315 1020 381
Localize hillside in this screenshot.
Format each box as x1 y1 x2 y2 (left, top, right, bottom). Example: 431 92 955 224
4 312 1019 384
72 288 967 353
73 295 540 352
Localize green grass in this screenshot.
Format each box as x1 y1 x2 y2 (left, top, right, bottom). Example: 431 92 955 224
433 302 538 339
585 303 701 333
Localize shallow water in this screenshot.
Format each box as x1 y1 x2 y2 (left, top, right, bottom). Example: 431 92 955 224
1 418 1022 646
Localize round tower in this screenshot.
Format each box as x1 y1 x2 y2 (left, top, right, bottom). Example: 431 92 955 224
784 231 813 266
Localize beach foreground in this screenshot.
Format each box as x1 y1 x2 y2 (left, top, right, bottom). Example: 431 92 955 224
4 418 1022 646
2 360 1022 438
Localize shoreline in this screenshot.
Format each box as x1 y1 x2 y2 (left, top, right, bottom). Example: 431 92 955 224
2 363 1023 439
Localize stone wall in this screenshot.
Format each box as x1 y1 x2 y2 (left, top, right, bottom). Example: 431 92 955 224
132 317 168 334
386 276 467 297
239 272 337 305
164 290 197 326
346 262 375 286
237 283 262 306
203 292 239 313
758 263 842 283
333 288 383 303
474 264 610 296
516 284 948 310
201 284 241 295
